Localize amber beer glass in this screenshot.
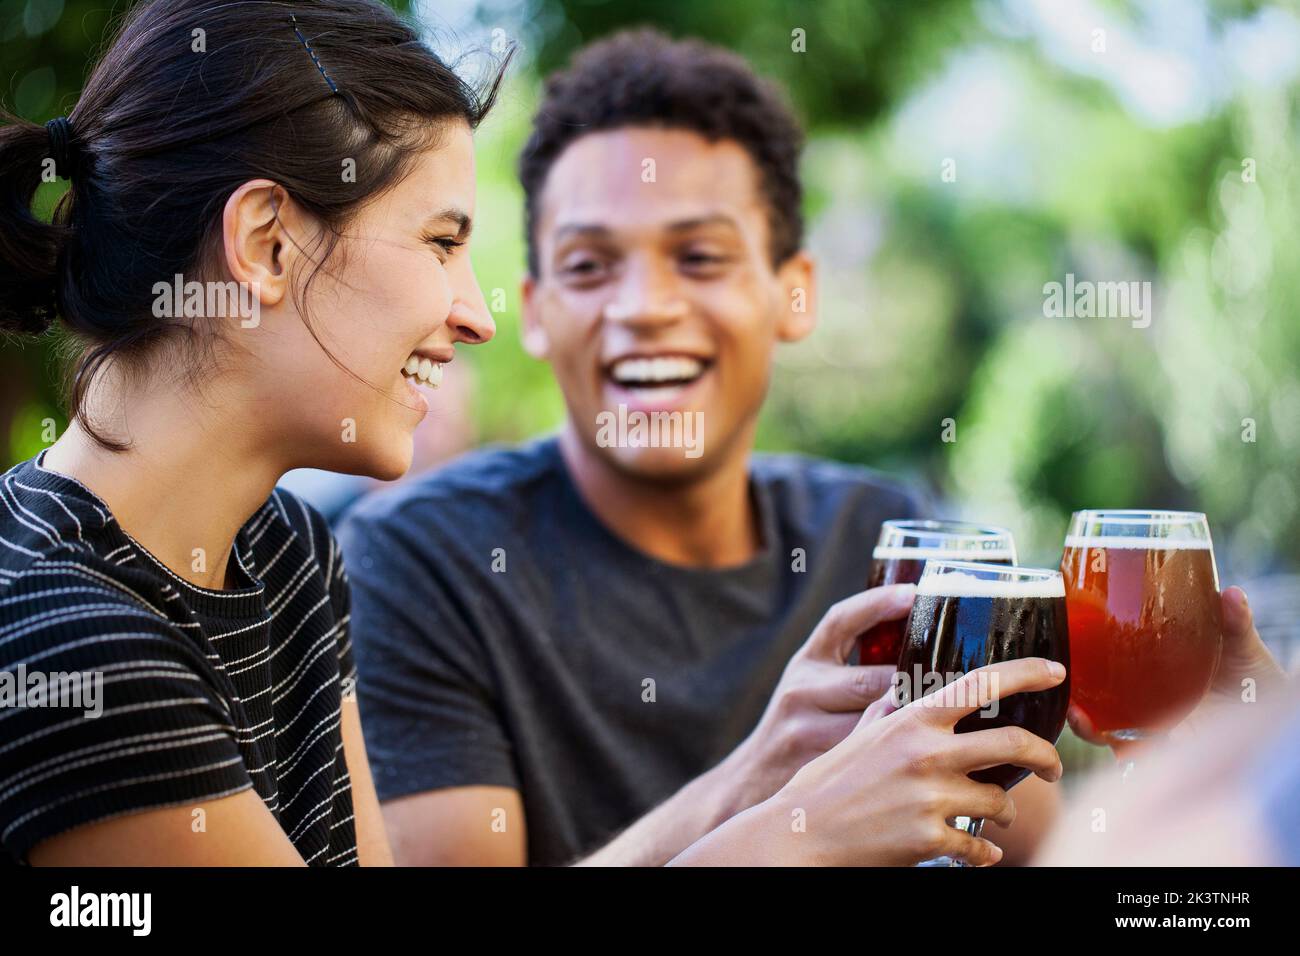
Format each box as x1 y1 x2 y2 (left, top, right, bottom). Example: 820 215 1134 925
1061 510 1222 743
857 520 1016 666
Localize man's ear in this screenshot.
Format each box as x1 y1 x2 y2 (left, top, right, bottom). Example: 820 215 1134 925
775 250 817 343
222 179 301 309
520 274 551 360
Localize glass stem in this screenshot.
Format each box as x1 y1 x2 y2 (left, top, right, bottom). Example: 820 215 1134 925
949 816 985 866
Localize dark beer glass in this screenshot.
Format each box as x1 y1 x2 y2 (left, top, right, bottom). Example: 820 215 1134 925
1061 510 1221 745
896 560 1070 866
857 520 1016 666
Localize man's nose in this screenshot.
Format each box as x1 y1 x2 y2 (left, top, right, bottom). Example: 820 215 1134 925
603 261 688 326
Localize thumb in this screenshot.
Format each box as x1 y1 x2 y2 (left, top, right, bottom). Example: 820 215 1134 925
1067 702 1107 747
1217 586 1285 693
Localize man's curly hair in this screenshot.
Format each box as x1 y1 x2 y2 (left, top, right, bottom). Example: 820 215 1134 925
518 28 805 276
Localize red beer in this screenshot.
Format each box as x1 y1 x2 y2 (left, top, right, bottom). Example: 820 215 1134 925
857 520 1016 666
1061 511 1222 741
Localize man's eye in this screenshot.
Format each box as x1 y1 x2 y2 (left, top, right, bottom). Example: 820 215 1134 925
562 257 606 278
681 251 727 269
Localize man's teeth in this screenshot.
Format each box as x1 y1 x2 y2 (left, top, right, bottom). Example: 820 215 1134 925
402 354 443 388
609 356 705 385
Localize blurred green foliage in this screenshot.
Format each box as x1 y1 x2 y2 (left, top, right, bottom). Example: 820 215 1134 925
3 0 1298 584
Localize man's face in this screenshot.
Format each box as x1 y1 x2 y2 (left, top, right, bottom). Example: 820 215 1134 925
523 127 815 480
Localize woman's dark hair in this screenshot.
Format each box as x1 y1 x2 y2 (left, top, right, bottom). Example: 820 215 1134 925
0 0 508 449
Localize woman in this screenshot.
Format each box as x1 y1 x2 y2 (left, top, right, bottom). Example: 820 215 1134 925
0 0 1068 867
0 0 502 866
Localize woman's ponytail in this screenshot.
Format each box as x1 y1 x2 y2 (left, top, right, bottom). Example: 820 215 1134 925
0 114 72 336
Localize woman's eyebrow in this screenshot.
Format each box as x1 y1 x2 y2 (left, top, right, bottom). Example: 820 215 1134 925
424 207 472 239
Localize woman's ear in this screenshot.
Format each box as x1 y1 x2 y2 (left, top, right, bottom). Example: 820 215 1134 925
775 250 818 343
221 180 298 309
520 274 551 359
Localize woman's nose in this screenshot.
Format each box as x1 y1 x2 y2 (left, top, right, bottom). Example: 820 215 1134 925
448 302 495 344
448 274 496 344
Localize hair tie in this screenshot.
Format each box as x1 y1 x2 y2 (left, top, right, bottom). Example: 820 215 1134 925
45 117 79 179
290 14 340 95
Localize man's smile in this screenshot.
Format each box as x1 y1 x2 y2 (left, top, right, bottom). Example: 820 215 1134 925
601 351 715 412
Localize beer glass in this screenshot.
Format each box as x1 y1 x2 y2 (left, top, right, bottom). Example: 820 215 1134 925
896 560 1070 866
1061 510 1222 747
857 520 1016 666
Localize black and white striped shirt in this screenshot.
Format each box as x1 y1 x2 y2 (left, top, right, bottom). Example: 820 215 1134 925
0 452 359 865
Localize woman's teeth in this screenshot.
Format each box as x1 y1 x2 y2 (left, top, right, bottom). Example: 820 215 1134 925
609 355 705 386
403 354 443 388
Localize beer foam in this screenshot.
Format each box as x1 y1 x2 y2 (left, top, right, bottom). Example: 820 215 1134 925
917 570 1065 599
872 546 1016 562
1063 535 1212 551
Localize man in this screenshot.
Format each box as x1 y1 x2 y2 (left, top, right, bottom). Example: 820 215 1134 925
339 29 1058 865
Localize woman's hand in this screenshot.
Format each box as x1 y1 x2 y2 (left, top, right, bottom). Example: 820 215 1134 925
672 657 1066 866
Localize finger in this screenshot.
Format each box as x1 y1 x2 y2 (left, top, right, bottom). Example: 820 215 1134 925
1067 702 1107 747
940 831 1004 868
809 711 862 752
945 782 1017 829
908 657 1066 726
855 687 900 730
803 664 897 712
801 585 916 663
942 724 1063 783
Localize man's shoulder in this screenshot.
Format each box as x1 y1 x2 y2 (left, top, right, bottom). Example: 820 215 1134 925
751 452 924 529
340 438 564 537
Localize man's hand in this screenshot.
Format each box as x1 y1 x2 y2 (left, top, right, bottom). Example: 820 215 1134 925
1068 585 1287 748
716 584 918 817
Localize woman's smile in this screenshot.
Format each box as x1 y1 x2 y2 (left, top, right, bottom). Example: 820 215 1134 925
398 343 456 416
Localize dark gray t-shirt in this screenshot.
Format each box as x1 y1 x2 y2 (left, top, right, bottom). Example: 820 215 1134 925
338 437 920 865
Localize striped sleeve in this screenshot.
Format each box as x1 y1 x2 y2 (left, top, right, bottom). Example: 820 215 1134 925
0 561 252 863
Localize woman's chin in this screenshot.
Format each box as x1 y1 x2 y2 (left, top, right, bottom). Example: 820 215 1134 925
364 442 414 483
317 435 413 483
291 408 418 482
